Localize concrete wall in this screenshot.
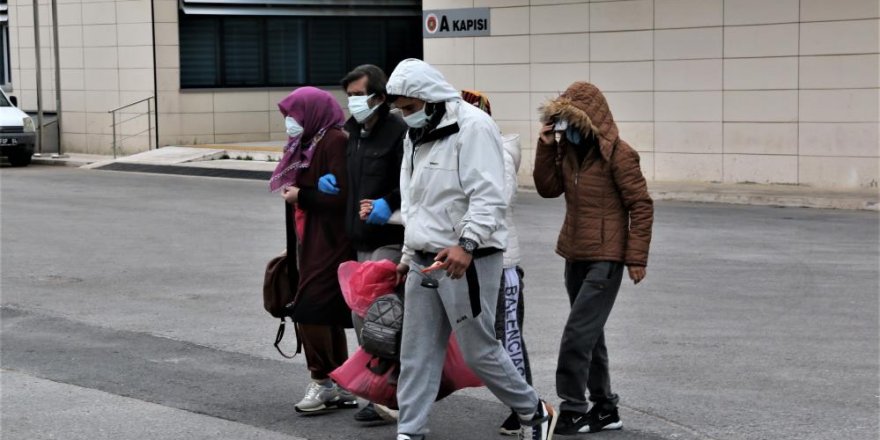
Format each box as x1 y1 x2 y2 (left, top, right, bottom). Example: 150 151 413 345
424 0 880 188
9 0 156 155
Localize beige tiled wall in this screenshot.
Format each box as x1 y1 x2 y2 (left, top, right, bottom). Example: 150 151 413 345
10 0 877 189
424 0 880 188
9 0 156 155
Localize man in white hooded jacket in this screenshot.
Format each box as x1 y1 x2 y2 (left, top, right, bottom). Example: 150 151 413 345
386 59 557 440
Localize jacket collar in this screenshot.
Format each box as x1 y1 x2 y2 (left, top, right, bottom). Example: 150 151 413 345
411 100 461 147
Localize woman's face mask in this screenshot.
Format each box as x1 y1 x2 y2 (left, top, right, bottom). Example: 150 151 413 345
402 104 429 128
565 125 582 145
348 94 379 124
285 116 303 138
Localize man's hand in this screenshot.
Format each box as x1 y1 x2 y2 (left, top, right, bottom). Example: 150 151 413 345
628 265 646 284
538 121 556 145
367 199 392 225
396 263 409 286
435 246 473 280
281 186 300 204
359 199 373 220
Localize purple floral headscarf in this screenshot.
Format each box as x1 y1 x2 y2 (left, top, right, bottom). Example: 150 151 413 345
269 87 345 192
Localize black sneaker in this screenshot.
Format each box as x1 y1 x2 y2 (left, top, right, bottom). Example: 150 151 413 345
499 411 521 436
585 407 622 434
354 403 385 423
519 400 558 440
553 410 590 436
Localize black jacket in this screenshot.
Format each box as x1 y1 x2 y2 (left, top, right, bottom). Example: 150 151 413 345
344 106 407 252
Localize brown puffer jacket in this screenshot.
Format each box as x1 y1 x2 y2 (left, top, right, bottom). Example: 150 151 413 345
533 82 653 266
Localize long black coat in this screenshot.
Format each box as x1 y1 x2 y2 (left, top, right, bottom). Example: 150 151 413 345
286 128 354 327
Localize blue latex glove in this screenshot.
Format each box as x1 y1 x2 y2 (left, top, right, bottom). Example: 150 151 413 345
366 198 392 225
317 174 340 195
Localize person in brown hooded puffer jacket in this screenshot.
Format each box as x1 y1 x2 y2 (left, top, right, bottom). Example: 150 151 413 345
533 81 653 436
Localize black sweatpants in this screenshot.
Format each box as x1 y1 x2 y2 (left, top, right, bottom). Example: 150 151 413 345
556 261 624 414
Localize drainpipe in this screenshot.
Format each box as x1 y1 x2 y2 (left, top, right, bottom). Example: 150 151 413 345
31 0 43 156
50 0 64 158
150 0 159 149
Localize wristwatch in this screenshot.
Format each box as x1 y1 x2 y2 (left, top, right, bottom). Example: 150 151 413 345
458 237 478 255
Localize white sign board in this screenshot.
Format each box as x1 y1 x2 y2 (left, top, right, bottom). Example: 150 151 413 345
423 8 490 38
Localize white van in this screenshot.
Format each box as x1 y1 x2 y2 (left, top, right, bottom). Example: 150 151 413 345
0 88 36 166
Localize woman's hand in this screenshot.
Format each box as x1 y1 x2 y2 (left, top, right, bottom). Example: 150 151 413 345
538 121 556 145
317 174 340 195
628 265 646 284
281 186 300 204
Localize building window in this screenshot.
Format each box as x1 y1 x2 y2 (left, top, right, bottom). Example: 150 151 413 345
178 14 422 89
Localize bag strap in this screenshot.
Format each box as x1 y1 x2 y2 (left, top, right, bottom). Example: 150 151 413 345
274 317 302 359
285 202 301 316
285 203 297 277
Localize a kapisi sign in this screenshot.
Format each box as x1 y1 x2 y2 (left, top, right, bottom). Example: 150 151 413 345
423 8 490 38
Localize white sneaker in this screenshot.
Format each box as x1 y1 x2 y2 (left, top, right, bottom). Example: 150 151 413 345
519 400 558 440
374 403 400 421
294 381 358 413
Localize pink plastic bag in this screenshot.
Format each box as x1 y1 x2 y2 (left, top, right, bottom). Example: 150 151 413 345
331 336 483 409
338 259 399 317
438 336 482 400
329 348 398 407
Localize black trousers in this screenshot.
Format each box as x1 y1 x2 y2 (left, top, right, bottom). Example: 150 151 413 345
297 323 348 381
556 261 624 414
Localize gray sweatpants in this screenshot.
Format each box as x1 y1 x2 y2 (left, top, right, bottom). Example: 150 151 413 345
397 251 539 437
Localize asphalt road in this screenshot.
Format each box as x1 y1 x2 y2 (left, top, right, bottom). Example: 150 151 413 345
1 165 878 440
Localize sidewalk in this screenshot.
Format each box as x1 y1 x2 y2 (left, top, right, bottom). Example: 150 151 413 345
32 147 879 211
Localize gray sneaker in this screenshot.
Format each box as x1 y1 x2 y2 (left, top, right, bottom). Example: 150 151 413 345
294 381 358 413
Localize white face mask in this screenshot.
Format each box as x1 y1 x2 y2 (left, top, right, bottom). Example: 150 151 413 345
348 94 379 124
285 116 303 138
402 105 429 128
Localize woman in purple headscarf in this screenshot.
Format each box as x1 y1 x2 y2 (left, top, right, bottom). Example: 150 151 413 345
271 87 357 414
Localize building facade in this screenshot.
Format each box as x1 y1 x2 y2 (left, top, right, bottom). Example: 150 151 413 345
6 0 880 189
423 0 879 188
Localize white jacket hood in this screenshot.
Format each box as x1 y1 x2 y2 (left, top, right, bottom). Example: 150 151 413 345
386 59 461 103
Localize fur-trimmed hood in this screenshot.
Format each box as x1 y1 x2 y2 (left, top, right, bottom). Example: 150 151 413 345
539 81 619 161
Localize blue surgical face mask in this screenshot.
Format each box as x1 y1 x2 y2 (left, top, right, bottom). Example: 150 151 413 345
565 125 582 145
403 105 429 128
285 116 303 138
348 94 378 124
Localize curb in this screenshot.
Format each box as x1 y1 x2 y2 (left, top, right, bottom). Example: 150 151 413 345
649 190 879 211
32 156 95 168
32 155 879 212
